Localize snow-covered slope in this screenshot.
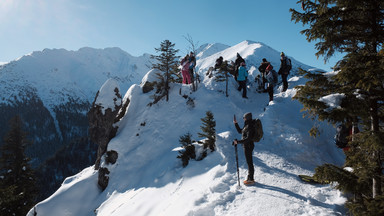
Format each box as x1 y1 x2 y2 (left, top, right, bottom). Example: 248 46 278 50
28 41 345 215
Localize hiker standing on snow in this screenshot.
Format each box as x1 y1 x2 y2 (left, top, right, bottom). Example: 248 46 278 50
188 52 196 82
233 112 255 185
214 56 224 70
237 62 248 99
265 64 276 102
181 55 192 84
234 53 245 81
278 52 291 92
258 58 269 87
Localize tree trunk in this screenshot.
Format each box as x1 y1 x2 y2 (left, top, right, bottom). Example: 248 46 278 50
166 70 169 101
370 98 381 198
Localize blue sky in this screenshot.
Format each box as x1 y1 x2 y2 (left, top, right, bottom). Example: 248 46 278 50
0 0 342 70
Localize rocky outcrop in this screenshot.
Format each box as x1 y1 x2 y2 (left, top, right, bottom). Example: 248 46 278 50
97 167 110 191
88 79 123 170
88 79 129 190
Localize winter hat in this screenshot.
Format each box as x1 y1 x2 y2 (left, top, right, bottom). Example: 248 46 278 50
280 52 285 56
243 112 252 121
262 58 267 62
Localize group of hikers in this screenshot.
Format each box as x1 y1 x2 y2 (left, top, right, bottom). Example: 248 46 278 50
207 52 292 100
180 50 354 186
179 51 293 185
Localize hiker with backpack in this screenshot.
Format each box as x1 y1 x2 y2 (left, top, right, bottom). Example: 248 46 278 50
234 53 245 81
233 112 255 185
278 52 292 92
237 62 248 99
206 56 224 78
265 66 277 102
181 55 192 84
188 52 196 83
215 56 224 70
258 58 270 91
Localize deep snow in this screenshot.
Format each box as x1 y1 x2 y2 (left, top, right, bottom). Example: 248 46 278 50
28 40 347 216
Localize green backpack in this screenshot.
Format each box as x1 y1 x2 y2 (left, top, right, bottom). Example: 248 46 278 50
251 119 263 142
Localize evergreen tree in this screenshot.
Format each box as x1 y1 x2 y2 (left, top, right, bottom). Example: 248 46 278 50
0 116 37 215
214 61 230 97
290 1 384 214
198 111 216 152
150 40 180 102
177 132 196 167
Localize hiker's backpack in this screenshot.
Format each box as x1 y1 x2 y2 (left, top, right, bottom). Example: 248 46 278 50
335 124 349 148
266 64 273 72
286 58 292 71
251 119 263 142
271 69 278 83
266 70 274 84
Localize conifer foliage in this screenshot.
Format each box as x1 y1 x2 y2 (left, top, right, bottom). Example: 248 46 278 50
177 133 196 167
290 0 384 214
214 61 231 97
0 116 37 216
198 111 216 152
150 40 180 103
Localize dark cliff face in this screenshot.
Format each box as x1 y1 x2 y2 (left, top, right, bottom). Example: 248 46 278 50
0 89 96 201
87 84 130 190
88 86 123 170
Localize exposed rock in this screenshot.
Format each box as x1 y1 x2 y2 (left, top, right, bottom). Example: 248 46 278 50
142 81 155 93
106 150 118 165
88 79 123 170
97 167 110 191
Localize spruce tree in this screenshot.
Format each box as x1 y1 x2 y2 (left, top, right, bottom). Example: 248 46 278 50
177 132 196 167
214 61 230 97
0 116 37 215
198 111 216 152
290 1 384 214
150 40 180 102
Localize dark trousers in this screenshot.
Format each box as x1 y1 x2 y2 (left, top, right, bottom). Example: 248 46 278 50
243 143 254 181
237 80 247 98
281 74 288 92
267 84 274 101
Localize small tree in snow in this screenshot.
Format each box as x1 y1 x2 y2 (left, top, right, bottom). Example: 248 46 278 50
198 111 216 152
150 40 180 103
177 132 196 167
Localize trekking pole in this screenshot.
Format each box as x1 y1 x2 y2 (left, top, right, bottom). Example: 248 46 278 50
233 141 240 187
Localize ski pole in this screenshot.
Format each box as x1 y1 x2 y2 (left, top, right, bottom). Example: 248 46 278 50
234 141 240 187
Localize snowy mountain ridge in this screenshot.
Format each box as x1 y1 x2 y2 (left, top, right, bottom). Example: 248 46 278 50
27 40 346 216
0 47 152 107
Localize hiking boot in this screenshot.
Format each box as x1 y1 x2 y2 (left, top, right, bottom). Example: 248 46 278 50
243 179 255 185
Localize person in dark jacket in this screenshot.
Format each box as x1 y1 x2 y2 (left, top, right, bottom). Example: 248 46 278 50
258 58 269 77
234 53 245 81
188 52 196 82
278 52 291 92
258 58 271 92
214 56 224 70
233 112 255 185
